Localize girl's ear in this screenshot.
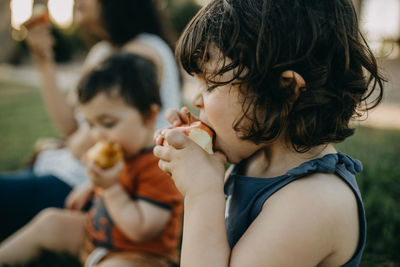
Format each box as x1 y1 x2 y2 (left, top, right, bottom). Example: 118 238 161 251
143 104 160 127
281 70 306 99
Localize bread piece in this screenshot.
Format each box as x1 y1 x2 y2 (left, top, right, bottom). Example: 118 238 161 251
86 141 123 169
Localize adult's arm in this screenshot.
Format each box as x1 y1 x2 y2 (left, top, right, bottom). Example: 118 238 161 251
26 23 78 137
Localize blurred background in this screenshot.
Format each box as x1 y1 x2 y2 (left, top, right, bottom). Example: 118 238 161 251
0 0 399 266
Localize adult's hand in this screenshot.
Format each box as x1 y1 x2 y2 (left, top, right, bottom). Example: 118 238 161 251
25 23 54 63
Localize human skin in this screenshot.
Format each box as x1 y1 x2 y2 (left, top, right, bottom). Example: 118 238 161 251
0 92 171 266
153 58 359 266
25 0 165 156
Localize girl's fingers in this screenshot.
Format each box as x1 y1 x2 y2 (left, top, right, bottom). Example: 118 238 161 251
165 109 185 126
155 134 164 146
153 145 172 162
158 160 171 176
179 107 200 123
165 107 201 126
178 107 190 124
164 129 190 150
213 151 228 166
154 128 167 146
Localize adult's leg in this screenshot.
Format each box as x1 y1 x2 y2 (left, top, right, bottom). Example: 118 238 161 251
0 208 85 265
0 171 72 239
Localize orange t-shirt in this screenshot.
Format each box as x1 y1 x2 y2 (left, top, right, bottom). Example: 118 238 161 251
85 150 183 261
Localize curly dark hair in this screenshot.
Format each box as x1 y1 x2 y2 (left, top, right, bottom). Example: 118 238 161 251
98 0 173 47
77 52 161 117
176 0 385 152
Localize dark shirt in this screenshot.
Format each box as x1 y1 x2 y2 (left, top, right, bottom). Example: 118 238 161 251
224 153 366 267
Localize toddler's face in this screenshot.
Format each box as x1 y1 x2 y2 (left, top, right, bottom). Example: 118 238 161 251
79 91 153 158
192 67 264 164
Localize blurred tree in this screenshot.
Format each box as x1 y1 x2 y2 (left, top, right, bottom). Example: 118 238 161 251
0 0 17 63
168 0 201 35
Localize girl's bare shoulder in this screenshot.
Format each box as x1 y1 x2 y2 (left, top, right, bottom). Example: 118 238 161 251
232 173 359 266
260 172 359 265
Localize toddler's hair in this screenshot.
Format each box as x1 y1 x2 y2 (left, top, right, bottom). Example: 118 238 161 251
77 52 161 117
176 0 385 151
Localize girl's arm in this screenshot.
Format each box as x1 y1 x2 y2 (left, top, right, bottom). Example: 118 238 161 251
102 183 171 242
181 191 230 266
154 129 230 266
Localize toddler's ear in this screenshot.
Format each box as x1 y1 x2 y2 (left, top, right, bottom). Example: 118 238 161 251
280 71 306 99
144 104 160 127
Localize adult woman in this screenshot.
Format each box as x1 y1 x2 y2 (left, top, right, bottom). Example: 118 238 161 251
0 0 181 239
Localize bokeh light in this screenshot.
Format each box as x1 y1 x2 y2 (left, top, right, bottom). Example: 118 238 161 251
360 0 400 58
10 0 33 30
48 0 74 28
10 0 74 30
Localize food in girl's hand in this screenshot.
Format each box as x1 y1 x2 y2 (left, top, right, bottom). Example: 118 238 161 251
86 141 123 169
164 115 214 154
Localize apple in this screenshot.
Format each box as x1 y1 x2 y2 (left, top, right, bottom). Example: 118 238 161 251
165 121 214 154
86 141 124 169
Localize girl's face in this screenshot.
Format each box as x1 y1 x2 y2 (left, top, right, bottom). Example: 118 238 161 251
74 0 102 27
79 91 154 159
192 68 264 164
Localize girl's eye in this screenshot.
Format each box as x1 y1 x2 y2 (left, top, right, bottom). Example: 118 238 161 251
101 121 116 128
207 85 218 92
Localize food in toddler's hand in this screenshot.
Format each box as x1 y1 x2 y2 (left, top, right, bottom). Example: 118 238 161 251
164 114 214 154
86 141 123 169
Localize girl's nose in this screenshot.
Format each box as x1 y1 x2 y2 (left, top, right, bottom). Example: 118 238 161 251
191 88 204 109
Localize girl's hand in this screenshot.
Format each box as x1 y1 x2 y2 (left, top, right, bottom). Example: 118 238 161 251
154 107 199 146
85 159 124 189
65 182 94 210
165 107 197 126
153 129 227 197
25 23 54 63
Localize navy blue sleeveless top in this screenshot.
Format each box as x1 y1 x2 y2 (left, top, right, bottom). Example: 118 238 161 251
224 153 366 267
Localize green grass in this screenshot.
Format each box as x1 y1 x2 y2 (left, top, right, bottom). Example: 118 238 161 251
0 79 399 266
0 80 59 170
336 127 400 267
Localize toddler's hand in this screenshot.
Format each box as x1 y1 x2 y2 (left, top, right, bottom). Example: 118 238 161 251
153 129 227 197
85 159 124 189
65 182 93 210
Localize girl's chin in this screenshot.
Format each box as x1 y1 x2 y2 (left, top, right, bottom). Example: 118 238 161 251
215 148 240 165
226 156 242 165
